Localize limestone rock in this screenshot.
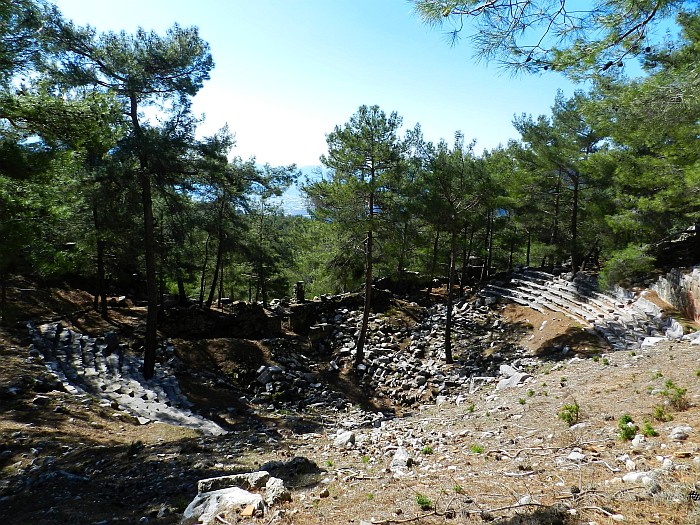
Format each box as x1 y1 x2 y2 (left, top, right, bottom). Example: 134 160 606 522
669 425 692 441
183 487 264 525
390 446 413 471
264 476 291 505
197 471 270 493
334 430 356 448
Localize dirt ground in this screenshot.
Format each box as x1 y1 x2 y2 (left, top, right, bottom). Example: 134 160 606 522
2 281 700 524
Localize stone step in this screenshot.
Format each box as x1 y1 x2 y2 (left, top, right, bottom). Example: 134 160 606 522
28 322 226 436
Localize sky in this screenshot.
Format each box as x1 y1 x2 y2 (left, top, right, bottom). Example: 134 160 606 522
52 0 580 170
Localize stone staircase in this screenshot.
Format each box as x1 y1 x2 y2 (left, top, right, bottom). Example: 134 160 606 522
480 270 674 350
27 322 226 436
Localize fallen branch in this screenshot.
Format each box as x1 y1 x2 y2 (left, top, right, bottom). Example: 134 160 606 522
215 514 234 525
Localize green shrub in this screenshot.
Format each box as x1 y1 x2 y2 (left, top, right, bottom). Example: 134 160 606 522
652 405 673 422
618 414 637 440
599 244 655 288
558 402 580 426
661 379 689 411
641 421 658 437
470 444 485 454
415 493 433 510
421 445 434 455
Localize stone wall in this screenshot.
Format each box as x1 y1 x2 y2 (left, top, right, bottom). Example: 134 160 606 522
651 267 700 322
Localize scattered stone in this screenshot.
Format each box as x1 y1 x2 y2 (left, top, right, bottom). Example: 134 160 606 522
198 472 270 493
390 447 413 471
264 476 292 505
669 425 692 441
183 487 265 525
567 451 586 462
334 430 355 448
32 395 51 406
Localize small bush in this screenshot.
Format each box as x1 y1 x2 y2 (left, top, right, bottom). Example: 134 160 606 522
518 397 526 405
661 379 689 411
641 420 658 437
558 402 580 426
415 493 433 510
470 444 485 454
453 484 464 494
618 414 637 440
599 244 655 288
421 445 434 455
653 405 673 422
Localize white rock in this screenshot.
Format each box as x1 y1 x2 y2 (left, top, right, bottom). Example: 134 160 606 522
390 446 413 471
631 435 645 450
622 471 653 483
669 425 692 441
567 451 586 462
333 430 355 448
665 319 684 340
641 336 666 348
183 487 264 524
264 477 291 505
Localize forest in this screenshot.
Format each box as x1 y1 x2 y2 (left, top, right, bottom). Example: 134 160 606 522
2 2 699 371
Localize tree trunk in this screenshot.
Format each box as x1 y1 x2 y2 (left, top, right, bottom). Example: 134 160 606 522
177 277 187 306
206 231 224 308
461 224 475 295
570 173 580 275
486 212 494 278
129 92 157 380
444 229 457 364
355 228 373 367
217 263 224 309
481 211 493 281
526 230 531 267
139 170 158 380
508 227 515 272
549 172 562 270
199 232 211 307
206 197 226 309
355 186 375 368
92 201 108 319
158 210 165 319
426 229 440 300
396 220 408 275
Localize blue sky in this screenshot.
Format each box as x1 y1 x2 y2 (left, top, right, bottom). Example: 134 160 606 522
52 0 580 169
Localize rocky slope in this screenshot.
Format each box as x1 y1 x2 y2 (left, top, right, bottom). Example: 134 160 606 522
2 279 700 524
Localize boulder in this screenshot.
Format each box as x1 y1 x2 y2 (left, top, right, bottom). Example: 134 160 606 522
182 487 264 525
264 476 292 505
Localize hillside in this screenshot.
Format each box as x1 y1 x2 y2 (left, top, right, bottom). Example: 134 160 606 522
2 277 700 525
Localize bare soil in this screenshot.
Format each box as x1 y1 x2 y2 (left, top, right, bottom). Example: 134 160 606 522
2 281 700 525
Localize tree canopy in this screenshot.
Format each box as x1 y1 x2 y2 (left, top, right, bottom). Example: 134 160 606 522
413 0 691 76
2 1 700 379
